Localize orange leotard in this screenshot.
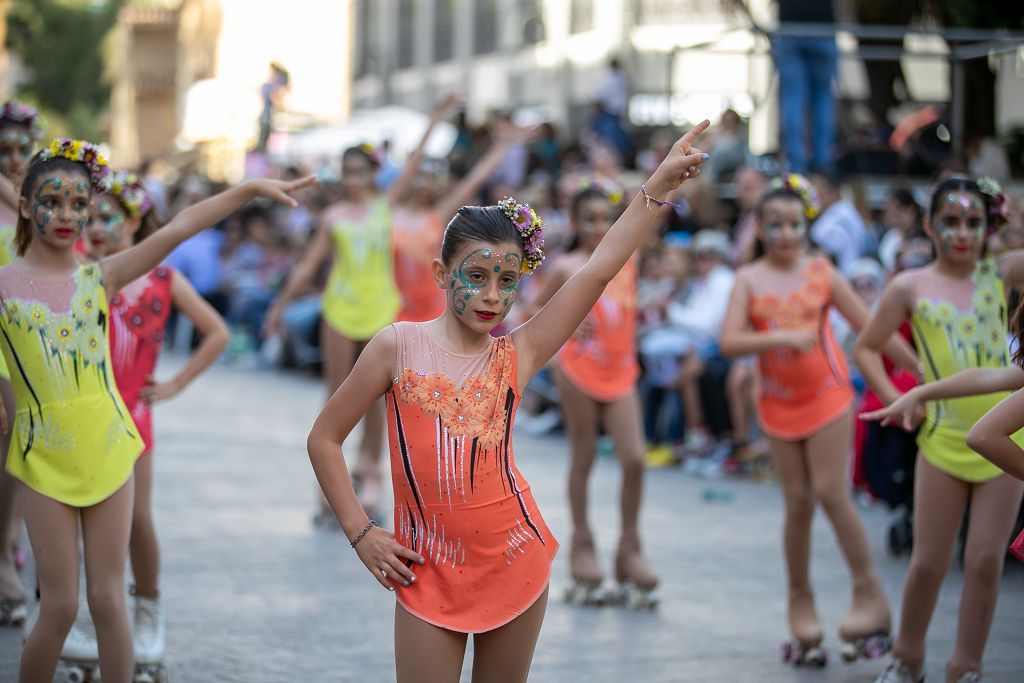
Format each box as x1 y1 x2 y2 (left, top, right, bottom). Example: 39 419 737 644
392 207 445 323
387 322 557 633
748 257 853 440
557 259 639 402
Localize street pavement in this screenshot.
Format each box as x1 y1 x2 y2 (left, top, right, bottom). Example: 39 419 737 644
1 355 1022 682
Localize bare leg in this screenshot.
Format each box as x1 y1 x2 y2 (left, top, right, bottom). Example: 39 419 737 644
890 456 970 675
18 486 79 683
725 363 749 444
945 473 1024 682
552 368 603 585
129 453 159 598
0 378 25 603
603 391 659 594
679 353 705 434
471 587 549 683
81 478 135 683
765 434 821 645
804 412 889 638
395 602 468 683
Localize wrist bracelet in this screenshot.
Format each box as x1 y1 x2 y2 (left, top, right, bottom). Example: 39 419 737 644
350 520 377 548
641 183 684 211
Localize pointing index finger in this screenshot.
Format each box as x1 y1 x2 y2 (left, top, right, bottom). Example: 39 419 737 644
680 120 711 151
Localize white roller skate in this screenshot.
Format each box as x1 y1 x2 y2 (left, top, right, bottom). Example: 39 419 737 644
781 588 827 667
133 594 167 683
60 603 100 683
611 542 659 610
838 581 892 663
564 533 607 606
874 656 924 683
0 598 27 626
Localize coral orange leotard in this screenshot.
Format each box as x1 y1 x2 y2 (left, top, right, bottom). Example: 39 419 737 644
557 259 639 402
387 322 557 633
748 257 853 440
392 206 445 323
109 267 174 455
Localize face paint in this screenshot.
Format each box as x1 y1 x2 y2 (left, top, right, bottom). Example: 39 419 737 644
32 177 62 236
760 202 807 250
94 198 126 242
447 247 522 319
934 192 986 256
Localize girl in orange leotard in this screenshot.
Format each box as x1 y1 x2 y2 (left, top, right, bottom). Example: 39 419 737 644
720 175 916 667
307 122 710 682
530 181 657 607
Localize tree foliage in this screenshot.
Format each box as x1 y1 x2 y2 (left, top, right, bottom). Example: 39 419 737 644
5 0 126 140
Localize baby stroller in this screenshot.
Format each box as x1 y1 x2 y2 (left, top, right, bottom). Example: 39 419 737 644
861 420 918 556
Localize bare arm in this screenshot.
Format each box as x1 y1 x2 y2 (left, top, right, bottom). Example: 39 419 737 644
863 366 1024 431
512 120 711 384
718 273 814 357
387 93 461 206
829 268 919 373
306 327 425 590
0 172 16 211
101 177 316 295
434 124 535 220
262 216 332 336
997 249 1024 290
967 389 1024 481
140 271 230 404
852 273 915 406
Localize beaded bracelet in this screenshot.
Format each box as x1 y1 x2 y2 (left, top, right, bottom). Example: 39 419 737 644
350 520 378 548
640 183 685 211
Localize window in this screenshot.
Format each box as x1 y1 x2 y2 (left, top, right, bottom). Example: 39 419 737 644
397 0 416 69
570 0 594 34
434 0 455 62
473 0 498 55
355 0 377 77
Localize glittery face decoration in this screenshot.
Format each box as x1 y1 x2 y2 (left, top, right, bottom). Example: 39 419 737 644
0 126 33 182
89 194 127 247
934 191 986 256
31 172 91 239
446 245 523 320
760 199 807 251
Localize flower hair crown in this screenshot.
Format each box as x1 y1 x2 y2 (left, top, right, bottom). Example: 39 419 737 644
38 138 110 191
773 173 821 220
0 101 43 139
976 176 1009 232
497 196 545 274
109 170 153 219
578 176 624 206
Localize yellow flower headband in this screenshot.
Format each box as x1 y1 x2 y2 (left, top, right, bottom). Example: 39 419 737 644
108 170 153 219
772 173 821 220
497 196 545 274
38 138 110 191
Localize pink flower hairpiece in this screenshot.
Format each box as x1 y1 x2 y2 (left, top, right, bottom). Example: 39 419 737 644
773 173 821 220
977 176 1009 232
38 138 110 191
497 196 545 274
109 170 153 219
0 101 43 139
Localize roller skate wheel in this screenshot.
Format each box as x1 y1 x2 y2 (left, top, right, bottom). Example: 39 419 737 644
65 665 99 683
564 583 604 606
779 642 795 663
864 634 892 659
134 663 168 683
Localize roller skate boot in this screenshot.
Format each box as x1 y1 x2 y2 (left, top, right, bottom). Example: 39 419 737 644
0 598 27 626
839 580 892 663
60 606 100 683
953 673 980 683
781 588 827 667
874 656 924 683
133 594 167 682
612 542 659 610
564 532 607 606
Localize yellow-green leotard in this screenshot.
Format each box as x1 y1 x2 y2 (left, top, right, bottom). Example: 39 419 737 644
910 258 1024 482
0 263 143 506
322 196 399 341
0 223 17 380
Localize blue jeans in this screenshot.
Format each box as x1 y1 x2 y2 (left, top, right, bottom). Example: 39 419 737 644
773 35 837 173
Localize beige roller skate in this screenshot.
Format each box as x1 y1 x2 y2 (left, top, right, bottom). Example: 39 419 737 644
611 541 659 610
564 532 607 606
838 580 892 663
780 587 827 667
